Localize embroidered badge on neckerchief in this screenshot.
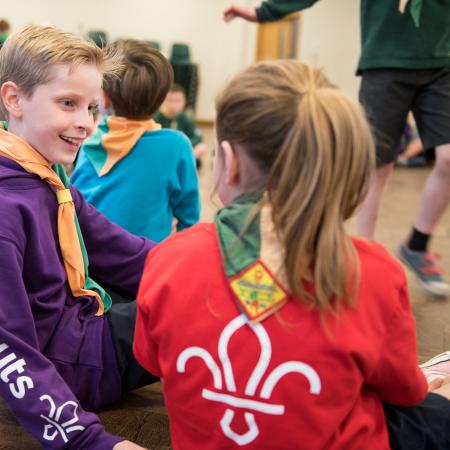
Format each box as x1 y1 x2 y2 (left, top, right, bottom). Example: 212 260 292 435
215 192 289 322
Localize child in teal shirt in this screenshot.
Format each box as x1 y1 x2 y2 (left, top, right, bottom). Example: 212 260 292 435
71 40 200 242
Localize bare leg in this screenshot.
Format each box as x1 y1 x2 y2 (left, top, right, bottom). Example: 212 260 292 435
413 144 450 234
356 162 395 240
399 144 450 297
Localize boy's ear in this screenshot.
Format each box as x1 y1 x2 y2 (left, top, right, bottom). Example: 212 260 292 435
1 82 23 118
220 140 239 185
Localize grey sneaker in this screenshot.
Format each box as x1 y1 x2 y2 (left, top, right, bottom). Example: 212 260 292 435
398 244 450 298
420 351 450 382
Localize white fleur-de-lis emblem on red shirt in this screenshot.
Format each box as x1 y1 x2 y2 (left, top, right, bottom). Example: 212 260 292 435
177 314 321 446
40 394 85 443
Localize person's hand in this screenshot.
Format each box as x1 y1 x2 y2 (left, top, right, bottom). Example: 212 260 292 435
429 376 450 401
193 143 207 160
223 5 258 23
113 440 148 450
428 378 444 391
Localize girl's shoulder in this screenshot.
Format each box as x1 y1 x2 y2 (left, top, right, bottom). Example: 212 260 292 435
148 222 219 264
351 236 406 287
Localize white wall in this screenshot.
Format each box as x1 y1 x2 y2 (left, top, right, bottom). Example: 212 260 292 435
4 0 360 121
299 0 360 100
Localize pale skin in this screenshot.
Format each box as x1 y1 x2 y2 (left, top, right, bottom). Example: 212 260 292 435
428 376 450 401
113 441 148 450
223 4 258 22
357 143 450 239
213 140 267 205
399 137 423 161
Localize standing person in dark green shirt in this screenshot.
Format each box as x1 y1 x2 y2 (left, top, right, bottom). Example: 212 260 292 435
224 0 450 298
155 84 207 169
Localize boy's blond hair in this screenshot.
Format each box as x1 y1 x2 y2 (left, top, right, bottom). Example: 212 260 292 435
103 39 173 120
0 24 117 116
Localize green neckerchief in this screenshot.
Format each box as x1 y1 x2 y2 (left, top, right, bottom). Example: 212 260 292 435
54 164 112 312
80 115 110 174
215 191 263 278
0 32 7 47
215 192 288 322
408 0 423 27
1 121 111 312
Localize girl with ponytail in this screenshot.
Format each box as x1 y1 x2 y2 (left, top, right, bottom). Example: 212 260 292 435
134 60 450 450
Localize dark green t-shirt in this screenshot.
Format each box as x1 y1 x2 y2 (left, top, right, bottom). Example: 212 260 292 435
256 0 450 72
154 111 202 147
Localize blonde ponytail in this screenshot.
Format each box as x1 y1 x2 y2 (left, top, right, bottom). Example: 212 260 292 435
215 60 375 311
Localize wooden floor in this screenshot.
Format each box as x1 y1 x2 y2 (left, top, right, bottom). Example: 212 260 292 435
2 126 450 448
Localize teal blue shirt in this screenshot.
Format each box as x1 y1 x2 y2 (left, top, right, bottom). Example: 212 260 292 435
71 124 200 242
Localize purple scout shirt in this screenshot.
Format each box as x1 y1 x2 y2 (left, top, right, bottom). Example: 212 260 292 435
0 156 155 449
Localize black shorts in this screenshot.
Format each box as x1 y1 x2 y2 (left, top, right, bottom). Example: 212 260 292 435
107 299 158 393
385 393 450 450
359 68 450 165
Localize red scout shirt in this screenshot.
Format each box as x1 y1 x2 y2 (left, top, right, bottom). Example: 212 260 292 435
134 223 427 450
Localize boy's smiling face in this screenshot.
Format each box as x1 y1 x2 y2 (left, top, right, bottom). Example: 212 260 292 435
8 63 102 165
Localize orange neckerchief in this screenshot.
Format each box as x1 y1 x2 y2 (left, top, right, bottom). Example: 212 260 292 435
100 116 161 176
0 128 104 315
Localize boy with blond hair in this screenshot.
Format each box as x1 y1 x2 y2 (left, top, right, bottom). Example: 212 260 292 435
71 39 200 242
0 24 155 449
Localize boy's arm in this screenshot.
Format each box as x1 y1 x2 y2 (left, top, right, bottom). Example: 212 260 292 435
0 237 123 449
366 282 428 406
171 135 201 232
224 0 319 23
71 186 156 297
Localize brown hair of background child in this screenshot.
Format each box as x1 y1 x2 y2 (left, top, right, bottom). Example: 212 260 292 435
0 24 117 117
215 60 375 312
0 19 10 34
169 83 185 94
103 39 173 120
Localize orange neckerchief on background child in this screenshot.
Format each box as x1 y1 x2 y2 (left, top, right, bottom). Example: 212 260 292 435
89 116 161 176
0 125 107 316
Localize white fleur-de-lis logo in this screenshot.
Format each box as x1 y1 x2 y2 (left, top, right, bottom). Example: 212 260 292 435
39 394 85 443
177 314 321 446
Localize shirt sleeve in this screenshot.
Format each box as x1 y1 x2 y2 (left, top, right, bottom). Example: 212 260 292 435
71 185 157 297
133 249 162 377
170 135 200 232
181 115 203 147
0 237 123 450
256 0 319 22
366 282 428 406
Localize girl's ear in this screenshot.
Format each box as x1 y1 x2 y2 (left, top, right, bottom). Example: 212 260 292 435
1 81 23 118
220 140 239 185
